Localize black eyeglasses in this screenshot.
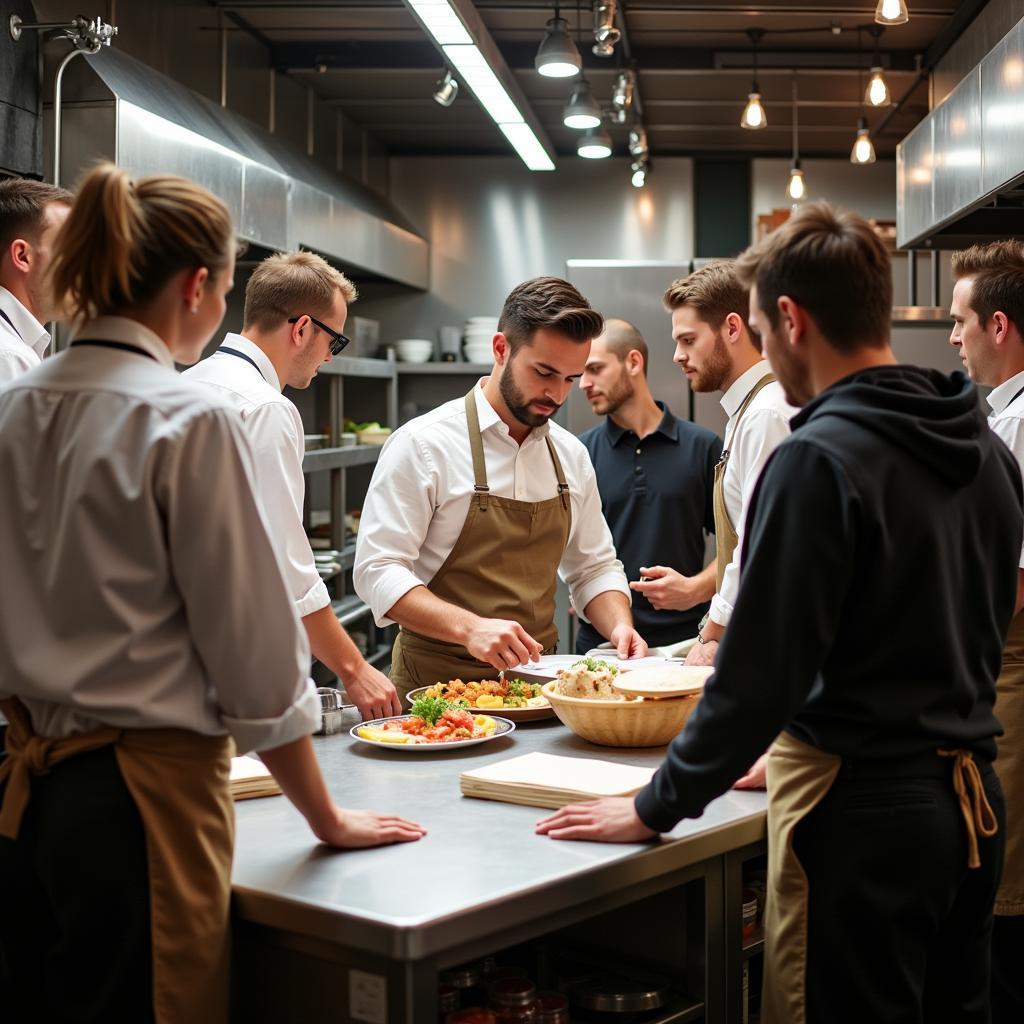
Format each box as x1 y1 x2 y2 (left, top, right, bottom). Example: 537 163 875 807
288 315 351 356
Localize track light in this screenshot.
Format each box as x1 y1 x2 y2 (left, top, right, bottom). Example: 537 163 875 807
850 117 876 164
628 126 648 159
875 0 909 26
611 69 635 123
630 159 648 188
563 79 602 129
536 13 582 78
432 69 459 107
592 0 620 58
741 29 767 130
577 125 612 159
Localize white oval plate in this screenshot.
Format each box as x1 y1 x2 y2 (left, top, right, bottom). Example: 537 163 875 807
350 714 515 751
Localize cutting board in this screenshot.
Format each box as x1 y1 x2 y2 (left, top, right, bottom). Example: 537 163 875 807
460 751 655 809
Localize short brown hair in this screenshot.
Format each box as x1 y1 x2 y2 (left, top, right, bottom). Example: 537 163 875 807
243 251 357 333
663 260 749 332
48 163 233 322
952 242 1024 334
498 276 603 354
0 177 73 253
735 202 891 353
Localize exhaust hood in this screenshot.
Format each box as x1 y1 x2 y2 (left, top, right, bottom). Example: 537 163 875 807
58 48 428 289
897 13 1024 249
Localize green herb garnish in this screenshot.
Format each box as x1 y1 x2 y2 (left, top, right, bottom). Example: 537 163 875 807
409 695 451 725
572 657 619 675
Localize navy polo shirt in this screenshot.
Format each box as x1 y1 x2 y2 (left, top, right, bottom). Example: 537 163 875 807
577 402 722 651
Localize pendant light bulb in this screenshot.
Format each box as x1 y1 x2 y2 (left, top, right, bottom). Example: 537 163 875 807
866 67 890 106
875 0 909 26
741 92 766 130
562 79 602 129
850 119 876 164
787 165 805 201
577 125 613 159
536 17 582 78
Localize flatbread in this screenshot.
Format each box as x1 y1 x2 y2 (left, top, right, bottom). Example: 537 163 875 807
612 665 713 700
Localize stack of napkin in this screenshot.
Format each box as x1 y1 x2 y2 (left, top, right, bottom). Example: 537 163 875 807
230 755 281 801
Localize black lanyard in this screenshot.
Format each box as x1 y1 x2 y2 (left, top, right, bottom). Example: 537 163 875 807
0 307 22 341
216 345 267 382
71 339 157 361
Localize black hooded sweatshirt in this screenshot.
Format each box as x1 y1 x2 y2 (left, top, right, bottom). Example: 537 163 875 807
636 365 1024 832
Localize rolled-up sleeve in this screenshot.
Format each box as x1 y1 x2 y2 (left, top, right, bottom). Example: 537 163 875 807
162 408 318 752
354 431 438 626
561 452 630 622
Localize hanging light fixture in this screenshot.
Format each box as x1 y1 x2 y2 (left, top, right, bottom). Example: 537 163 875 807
631 158 648 188
850 117 876 163
740 29 767 130
611 69 635 123
787 76 805 201
592 0 620 57
536 1 582 78
865 26 890 106
432 69 459 107
875 0 909 26
577 125 613 158
628 126 648 160
563 79 602 129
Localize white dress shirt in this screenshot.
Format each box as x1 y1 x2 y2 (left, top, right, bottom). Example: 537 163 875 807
988 368 1024 568
354 381 630 627
0 316 318 750
709 359 797 628
183 334 330 618
0 285 50 384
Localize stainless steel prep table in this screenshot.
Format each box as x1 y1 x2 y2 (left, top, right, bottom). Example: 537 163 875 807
230 714 767 1023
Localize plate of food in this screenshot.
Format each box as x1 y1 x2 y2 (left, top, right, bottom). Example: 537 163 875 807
351 696 515 750
405 677 556 722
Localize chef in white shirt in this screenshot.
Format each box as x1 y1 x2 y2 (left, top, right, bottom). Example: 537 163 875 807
0 164 423 1024
0 178 72 383
659 261 794 785
184 251 400 721
354 276 645 698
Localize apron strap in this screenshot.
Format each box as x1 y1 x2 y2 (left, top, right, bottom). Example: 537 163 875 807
719 371 777 472
464 389 489 510
0 697 122 839
938 749 998 869
544 435 571 510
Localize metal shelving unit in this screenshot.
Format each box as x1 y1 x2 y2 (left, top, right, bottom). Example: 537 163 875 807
394 361 491 375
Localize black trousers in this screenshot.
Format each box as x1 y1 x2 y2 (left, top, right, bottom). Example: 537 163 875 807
0 745 154 1023
992 914 1024 1023
793 759 1004 1024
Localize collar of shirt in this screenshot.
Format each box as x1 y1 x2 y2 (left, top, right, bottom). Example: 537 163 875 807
219 333 282 391
473 377 551 445
721 359 772 419
604 400 678 446
0 285 50 358
73 315 176 369
987 368 1024 418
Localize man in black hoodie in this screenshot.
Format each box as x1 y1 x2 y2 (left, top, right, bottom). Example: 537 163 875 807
537 203 1024 1023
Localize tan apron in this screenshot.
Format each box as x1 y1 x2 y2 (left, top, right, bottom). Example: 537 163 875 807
761 731 998 1024
389 390 572 697
995 610 1024 914
0 697 235 1024
713 373 776 591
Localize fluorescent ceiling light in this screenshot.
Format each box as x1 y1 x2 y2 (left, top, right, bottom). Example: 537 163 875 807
408 0 472 45
443 45 521 122
500 123 556 171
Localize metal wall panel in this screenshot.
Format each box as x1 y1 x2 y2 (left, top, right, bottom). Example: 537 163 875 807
981 18 1024 197
932 67 983 227
896 119 933 248
241 161 289 251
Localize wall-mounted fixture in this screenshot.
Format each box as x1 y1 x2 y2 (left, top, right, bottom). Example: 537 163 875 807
740 29 767 130
536 2 582 78
875 0 909 27
577 125 612 159
432 68 459 106
787 76 805 201
592 0 620 58
563 79 602 129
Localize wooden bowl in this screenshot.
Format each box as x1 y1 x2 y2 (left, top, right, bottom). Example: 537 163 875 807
541 680 700 748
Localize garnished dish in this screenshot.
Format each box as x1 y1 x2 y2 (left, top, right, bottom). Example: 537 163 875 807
351 696 515 750
555 658 638 702
420 677 548 710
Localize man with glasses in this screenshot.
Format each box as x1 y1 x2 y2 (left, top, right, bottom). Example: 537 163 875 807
185 251 400 721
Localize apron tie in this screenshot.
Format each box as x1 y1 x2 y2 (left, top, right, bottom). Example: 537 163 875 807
0 697 121 839
938 749 998 869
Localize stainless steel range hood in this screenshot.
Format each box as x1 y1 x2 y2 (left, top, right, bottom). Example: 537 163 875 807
897 13 1024 250
57 48 428 289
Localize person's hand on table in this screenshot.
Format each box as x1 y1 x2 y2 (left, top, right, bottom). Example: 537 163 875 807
344 662 402 721
609 623 647 659
733 752 769 790
630 566 701 611
464 617 544 671
684 639 718 667
314 806 426 848
536 797 658 843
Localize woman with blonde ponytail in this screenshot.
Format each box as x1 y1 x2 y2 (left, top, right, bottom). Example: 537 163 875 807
0 164 423 1024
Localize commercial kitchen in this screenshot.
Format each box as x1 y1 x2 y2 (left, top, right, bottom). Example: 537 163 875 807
2 1 1023 1023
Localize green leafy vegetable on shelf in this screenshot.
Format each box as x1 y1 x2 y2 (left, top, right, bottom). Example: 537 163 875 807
571 657 619 675
409 695 451 725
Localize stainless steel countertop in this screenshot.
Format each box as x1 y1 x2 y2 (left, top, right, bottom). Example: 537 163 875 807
231 712 767 960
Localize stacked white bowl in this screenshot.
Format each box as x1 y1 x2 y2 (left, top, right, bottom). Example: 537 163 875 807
394 338 433 363
463 316 498 364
